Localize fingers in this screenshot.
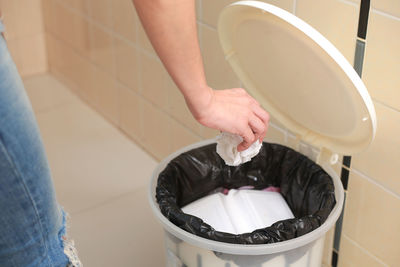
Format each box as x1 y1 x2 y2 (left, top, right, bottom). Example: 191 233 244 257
233 89 270 150
201 87 270 151
253 104 270 125
252 104 270 142
249 115 265 143
237 126 255 152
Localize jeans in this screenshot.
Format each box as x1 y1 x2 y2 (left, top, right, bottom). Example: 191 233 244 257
0 22 80 267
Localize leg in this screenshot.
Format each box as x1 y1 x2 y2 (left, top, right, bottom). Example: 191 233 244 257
0 28 80 266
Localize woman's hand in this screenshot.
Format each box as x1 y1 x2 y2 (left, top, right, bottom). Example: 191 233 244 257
186 86 270 152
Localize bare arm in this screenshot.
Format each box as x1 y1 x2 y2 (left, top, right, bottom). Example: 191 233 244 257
132 0 269 151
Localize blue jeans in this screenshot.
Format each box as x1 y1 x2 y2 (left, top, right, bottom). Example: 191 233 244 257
0 23 80 266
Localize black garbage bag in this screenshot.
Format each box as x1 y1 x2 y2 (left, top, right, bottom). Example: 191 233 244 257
156 142 336 245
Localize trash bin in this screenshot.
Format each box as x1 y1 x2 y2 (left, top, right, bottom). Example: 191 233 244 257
149 1 377 267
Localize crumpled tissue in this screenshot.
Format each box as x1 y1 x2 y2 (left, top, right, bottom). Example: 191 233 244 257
216 132 262 166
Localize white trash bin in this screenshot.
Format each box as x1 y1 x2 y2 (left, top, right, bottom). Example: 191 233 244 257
149 1 376 266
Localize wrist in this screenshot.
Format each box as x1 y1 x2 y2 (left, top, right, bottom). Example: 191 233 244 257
183 84 213 122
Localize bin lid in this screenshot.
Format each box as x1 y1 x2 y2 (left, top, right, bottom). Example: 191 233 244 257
218 1 376 155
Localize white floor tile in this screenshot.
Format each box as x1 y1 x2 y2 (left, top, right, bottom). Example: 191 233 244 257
69 188 166 267
23 74 164 265
36 101 157 213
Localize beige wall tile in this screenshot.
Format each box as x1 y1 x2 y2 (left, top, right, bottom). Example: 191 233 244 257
196 0 201 19
167 75 203 135
170 119 201 151
296 0 359 64
201 0 294 28
200 125 219 139
62 0 90 15
0 0 47 77
140 53 169 110
59 2 90 56
17 33 48 77
114 37 139 91
371 0 400 18
42 0 54 32
77 63 100 105
5 39 22 72
45 2 69 39
352 101 400 195
88 0 112 29
201 25 241 90
91 68 119 125
264 124 285 144
89 23 115 75
363 11 400 110
141 100 172 160
13 0 43 38
119 84 143 141
342 171 400 266
338 235 386 267
46 33 92 97
1 0 18 40
138 23 155 54
48 2 90 57
1 0 43 39
45 33 59 73
111 0 137 43
70 10 91 57
43 0 60 35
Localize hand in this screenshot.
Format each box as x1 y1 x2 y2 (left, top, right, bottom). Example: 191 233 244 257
187 87 270 151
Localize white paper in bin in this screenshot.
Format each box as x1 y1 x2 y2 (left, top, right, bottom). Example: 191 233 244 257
182 189 294 235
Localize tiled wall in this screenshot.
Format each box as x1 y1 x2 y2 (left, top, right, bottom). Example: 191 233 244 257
0 0 47 77
340 1 400 266
41 0 399 266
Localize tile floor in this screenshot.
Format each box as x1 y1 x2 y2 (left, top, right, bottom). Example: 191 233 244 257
23 74 166 267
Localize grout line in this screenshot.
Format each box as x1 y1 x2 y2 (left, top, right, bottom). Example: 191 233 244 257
351 168 400 200
341 234 389 266
372 98 400 113
3 31 46 42
292 0 297 15
372 8 400 22
338 0 359 7
356 36 365 42
70 185 149 216
197 20 217 31
197 0 203 21
30 101 75 116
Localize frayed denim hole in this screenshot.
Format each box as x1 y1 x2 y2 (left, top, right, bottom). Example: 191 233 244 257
59 209 82 267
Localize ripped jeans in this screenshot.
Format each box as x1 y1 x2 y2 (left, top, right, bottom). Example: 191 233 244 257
0 22 81 266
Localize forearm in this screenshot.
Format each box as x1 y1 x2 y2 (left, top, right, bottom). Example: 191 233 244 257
133 0 210 118
132 0 270 150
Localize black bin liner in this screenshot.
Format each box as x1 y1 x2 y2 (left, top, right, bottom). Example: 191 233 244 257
156 142 336 245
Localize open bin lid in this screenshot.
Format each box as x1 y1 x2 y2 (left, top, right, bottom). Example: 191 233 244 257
218 1 376 155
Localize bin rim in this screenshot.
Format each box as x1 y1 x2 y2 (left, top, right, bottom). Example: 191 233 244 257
148 139 344 255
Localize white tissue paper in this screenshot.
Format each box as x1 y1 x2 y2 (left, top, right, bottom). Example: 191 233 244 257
182 189 294 235
216 132 262 166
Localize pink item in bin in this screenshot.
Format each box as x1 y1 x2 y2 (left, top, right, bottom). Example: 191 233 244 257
263 186 281 193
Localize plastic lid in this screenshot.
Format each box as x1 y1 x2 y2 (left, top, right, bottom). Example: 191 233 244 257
218 1 376 155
